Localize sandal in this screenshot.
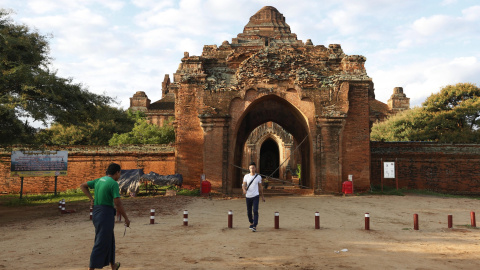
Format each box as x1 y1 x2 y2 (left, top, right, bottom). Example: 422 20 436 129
114 262 121 269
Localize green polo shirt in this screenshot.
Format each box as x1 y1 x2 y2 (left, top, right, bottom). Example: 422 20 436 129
87 176 120 208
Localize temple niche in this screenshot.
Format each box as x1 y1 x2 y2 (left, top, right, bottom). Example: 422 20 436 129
242 122 299 183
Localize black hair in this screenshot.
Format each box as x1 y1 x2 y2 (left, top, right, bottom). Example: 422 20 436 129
249 162 256 167
106 163 121 175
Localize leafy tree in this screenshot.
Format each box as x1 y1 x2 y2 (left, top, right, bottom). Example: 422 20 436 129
36 106 136 145
371 83 480 143
0 9 113 144
109 114 175 145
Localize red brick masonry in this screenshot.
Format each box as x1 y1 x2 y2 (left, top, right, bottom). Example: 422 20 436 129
371 142 480 195
2 143 480 194
0 146 175 194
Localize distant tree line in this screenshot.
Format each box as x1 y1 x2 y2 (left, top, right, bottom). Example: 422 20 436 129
0 9 174 146
371 83 480 143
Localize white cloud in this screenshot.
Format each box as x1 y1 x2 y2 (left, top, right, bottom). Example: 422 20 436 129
462 5 480 21
400 5 480 47
2 0 480 113
412 15 455 36
441 0 458 6
371 56 480 106
99 0 126 11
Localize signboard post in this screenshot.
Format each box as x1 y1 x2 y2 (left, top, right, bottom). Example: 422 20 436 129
383 161 396 191
11 151 68 198
20 177 24 199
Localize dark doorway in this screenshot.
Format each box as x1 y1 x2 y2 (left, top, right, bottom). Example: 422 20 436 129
260 138 279 178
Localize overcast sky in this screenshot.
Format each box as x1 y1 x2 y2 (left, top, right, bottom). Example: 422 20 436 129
2 0 480 112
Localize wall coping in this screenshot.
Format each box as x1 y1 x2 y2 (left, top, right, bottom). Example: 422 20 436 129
371 141 480 155
0 144 175 157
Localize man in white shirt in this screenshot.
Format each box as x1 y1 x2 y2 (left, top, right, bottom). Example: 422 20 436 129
242 162 265 232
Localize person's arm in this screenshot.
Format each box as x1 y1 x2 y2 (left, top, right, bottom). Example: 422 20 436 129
258 182 265 202
80 182 94 207
242 180 247 195
114 197 130 227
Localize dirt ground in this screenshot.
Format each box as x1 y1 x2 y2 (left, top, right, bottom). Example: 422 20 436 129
1 194 479 270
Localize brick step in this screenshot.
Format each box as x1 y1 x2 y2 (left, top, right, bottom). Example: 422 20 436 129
268 185 298 190
264 189 296 196
231 188 314 196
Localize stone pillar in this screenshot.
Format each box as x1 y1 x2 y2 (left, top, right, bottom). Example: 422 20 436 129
247 143 256 165
200 115 230 193
316 118 345 193
283 143 293 179
174 84 204 188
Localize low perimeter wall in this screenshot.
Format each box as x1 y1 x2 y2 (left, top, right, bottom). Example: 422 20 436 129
371 142 480 195
4 143 480 195
0 145 175 194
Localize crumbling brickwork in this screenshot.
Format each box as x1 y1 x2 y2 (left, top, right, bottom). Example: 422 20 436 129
170 6 373 194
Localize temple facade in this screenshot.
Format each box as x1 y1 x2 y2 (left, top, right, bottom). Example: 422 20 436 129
129 6 410 194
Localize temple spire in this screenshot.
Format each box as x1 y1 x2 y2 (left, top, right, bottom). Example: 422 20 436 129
233 6 301 46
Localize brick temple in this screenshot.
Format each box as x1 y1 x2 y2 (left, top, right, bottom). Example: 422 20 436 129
130 6 410 194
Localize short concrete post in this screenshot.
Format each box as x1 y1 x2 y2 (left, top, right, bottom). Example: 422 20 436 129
471 212 476 228
365 213 370 230
414 214 419 230
150 209 155 224
274 212 279 229
228 210 233 228
183 210 188 226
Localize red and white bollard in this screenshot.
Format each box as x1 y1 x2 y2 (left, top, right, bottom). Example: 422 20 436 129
315 212 320 229
413 214 419 230
365 213 370 230
448 214 452 229
61 199 66 214
58 200 62 213
471 211 476 228
183 210 188 226
228 210 233 228
89 206 93 220
150 209 155 224
274 212 279 229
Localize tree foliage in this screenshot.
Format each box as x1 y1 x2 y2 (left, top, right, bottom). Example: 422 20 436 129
109 113 175 146
371 83 480 143
0 9 113 144
36 106 136 145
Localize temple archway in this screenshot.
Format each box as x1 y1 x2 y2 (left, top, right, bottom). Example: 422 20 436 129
231 94 311 189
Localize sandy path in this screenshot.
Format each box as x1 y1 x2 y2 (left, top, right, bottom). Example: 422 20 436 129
1 194 479 269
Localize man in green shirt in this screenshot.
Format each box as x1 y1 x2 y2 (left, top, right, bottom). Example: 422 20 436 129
80 163 130 270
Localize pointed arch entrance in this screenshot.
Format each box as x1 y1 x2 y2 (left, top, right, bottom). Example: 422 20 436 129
231 95 311 189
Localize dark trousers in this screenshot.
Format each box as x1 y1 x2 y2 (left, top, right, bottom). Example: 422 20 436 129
90 205 116 268
246 195 260 227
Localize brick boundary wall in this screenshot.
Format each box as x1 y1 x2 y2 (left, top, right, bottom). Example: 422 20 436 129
1 145 175 194
5 143 479 194
371 142 480 195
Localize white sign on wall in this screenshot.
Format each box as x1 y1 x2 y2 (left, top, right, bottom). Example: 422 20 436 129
383 162 395 179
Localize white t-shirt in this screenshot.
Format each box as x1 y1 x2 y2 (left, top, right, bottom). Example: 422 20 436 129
243 173 262 198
